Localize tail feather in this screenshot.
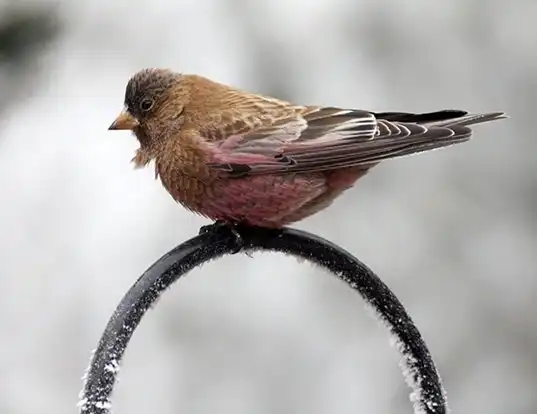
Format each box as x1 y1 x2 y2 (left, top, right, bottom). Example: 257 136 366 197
422 111 507 128
363 111 507 163
373 110 507 127
374 109 468 123
281 111 506 173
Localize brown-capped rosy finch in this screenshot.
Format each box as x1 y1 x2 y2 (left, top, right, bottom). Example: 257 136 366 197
109 68 506 229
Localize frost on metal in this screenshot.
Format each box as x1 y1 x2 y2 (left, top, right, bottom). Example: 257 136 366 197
378 305 448 414
389 333 445 414
104 359 121 374
77 398 113 412
335 268 448 414
80 348 96 384
77 346 121 414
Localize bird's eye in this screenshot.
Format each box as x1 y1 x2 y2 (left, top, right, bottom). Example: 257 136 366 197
139 98 154 112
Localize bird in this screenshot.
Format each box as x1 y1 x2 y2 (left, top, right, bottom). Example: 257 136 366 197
108 68 507 230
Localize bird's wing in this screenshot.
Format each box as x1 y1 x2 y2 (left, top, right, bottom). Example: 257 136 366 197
206 107 506 177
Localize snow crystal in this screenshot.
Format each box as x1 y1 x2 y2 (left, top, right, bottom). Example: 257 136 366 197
105 359 121 374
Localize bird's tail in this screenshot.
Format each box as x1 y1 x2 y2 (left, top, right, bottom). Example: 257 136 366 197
374 109 507 127
367 110 507 162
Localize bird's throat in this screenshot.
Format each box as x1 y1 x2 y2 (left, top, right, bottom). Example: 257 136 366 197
133 125 152 148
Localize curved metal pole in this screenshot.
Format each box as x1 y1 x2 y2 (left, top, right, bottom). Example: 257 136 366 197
78 224 448 414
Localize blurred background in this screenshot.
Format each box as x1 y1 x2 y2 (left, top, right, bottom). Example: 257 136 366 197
0 0 534 413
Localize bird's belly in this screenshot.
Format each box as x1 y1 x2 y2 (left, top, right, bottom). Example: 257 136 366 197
159 166 369 227
194 174 327 227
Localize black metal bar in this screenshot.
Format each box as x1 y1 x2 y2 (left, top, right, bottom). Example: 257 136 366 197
78 224 448 414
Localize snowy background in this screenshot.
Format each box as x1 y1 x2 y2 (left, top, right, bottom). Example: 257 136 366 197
1 0 535 413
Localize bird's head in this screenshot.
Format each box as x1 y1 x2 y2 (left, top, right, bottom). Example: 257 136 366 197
108 68 186 144
109 68 189 168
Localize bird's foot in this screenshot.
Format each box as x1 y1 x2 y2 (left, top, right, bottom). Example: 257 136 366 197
199 219 232 235
199 220 244 254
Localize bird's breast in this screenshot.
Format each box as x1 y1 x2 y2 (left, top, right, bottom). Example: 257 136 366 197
155 141 216 212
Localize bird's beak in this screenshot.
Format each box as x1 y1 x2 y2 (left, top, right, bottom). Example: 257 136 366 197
108 109 140 130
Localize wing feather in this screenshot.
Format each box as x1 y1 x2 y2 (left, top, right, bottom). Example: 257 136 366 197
206 107 505 177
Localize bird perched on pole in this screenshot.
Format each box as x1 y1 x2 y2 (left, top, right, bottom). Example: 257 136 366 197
109 68 506 229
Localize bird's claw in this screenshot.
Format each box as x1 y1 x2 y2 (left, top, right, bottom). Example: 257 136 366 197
199 220 245 254
199 220 230 235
